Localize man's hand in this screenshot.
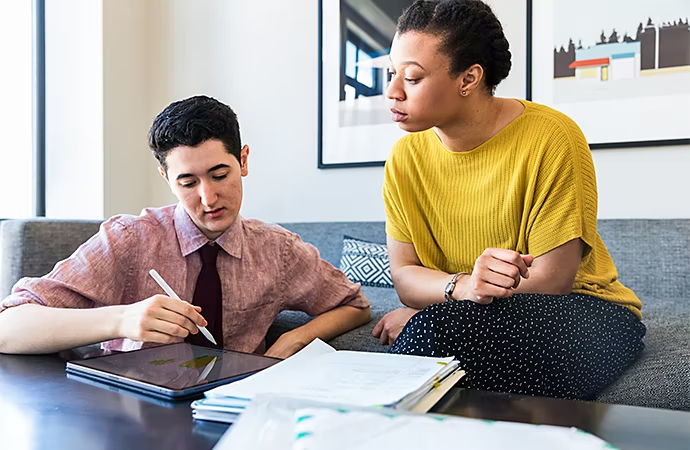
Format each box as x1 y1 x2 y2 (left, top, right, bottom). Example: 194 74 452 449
264 330 309 359
461 249 534 304
372 306 420 346
117 295 208 344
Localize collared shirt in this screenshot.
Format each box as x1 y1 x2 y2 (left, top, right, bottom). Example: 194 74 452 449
0 204 369 353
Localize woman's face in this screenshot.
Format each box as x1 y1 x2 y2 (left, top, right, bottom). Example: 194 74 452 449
386 31 465 132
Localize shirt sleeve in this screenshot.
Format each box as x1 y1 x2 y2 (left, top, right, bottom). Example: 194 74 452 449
0 218 139 313
526 118 598 258
279 233 370 316
383 142 412 243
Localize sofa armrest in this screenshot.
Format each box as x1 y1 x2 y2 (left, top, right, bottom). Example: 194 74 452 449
0 219 102 298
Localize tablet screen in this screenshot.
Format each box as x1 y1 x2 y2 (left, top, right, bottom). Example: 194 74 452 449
67 343 280 393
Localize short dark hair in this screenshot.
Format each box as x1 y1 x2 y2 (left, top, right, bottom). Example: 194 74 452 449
148 95 242 171
397 0 511 93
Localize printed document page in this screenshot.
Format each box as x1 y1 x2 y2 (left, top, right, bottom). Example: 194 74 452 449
205 339 454 407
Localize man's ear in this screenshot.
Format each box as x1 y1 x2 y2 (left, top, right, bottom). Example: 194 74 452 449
158 166 169 183
458 63 485 97
240 144 250 177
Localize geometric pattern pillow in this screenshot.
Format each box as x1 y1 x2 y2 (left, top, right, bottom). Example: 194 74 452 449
338 235 394 288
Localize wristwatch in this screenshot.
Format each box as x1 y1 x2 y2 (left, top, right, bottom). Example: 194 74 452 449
444 272 468 301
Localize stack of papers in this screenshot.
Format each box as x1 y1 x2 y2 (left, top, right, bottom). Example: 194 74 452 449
213 395 619 450
191 339 464 423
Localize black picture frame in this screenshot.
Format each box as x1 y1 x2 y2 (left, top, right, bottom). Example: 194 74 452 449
317 0 385 169
525 0 690 150
317 0 414 169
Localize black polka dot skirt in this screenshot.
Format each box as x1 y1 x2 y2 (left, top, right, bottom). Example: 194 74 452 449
389 293 646 401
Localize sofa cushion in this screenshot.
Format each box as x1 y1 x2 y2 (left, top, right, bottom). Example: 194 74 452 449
339 236 393 288
598 219 690 302
596 295 690 411
279 222 387 268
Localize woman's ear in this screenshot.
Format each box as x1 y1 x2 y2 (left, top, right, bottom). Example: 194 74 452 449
458 64 485 96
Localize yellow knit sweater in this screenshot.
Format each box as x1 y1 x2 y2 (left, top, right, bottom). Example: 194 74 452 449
383 100 642 318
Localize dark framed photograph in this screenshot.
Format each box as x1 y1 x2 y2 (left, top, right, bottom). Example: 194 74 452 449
318 0 415 168
526 0 690 149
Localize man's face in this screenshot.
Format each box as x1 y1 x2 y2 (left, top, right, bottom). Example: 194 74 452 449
160 139 249 240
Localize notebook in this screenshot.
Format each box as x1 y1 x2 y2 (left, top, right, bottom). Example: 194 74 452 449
65 342 280 399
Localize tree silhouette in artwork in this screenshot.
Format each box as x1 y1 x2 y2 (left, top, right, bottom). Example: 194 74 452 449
554 38 576 78
608 29 620 43
598 30 607 45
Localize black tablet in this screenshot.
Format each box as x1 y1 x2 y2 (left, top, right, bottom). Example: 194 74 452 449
65 343 280 399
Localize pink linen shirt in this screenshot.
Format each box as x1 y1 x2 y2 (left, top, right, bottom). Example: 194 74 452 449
0 204 369 353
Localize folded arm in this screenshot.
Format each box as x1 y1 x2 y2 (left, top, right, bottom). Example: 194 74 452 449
389 236 583 309
265 304 371 359
373 236 584 345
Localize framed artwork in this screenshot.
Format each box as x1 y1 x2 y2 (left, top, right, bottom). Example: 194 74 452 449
527 0 690 149
318 0 415 168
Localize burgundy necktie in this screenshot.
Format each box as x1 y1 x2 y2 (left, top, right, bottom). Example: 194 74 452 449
186 243 223 347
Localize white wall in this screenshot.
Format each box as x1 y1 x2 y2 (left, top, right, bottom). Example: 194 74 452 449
45 0 169 219
102 0 157 218
47 0 689 220
142 0 387 223
45 0 104 219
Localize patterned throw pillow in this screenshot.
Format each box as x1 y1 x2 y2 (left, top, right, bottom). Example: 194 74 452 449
339 235 394 288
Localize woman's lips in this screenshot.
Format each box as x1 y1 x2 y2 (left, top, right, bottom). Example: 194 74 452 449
390 108 408 122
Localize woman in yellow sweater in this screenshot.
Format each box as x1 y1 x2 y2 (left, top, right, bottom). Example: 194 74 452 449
372 0 645 400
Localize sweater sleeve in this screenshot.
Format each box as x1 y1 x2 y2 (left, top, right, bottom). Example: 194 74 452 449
525 116 599 258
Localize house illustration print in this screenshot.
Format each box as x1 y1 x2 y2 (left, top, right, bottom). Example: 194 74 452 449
568 42 640 81
554 18 690 82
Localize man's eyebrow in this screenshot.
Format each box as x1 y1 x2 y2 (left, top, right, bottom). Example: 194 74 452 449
207 164 230 173
175 164 230 181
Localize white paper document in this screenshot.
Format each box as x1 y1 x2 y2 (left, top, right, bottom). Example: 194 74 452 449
291 408 617 450
212 395 618 450
204 339 455 407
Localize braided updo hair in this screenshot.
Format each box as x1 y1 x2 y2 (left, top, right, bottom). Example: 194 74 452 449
397 0 511 93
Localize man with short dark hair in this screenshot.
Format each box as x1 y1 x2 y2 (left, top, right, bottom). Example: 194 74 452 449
0 95 371 357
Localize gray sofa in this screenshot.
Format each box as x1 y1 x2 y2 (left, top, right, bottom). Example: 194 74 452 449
0 218 688 411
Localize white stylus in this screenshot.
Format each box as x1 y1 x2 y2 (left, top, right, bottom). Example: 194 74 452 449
149 269 218 346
